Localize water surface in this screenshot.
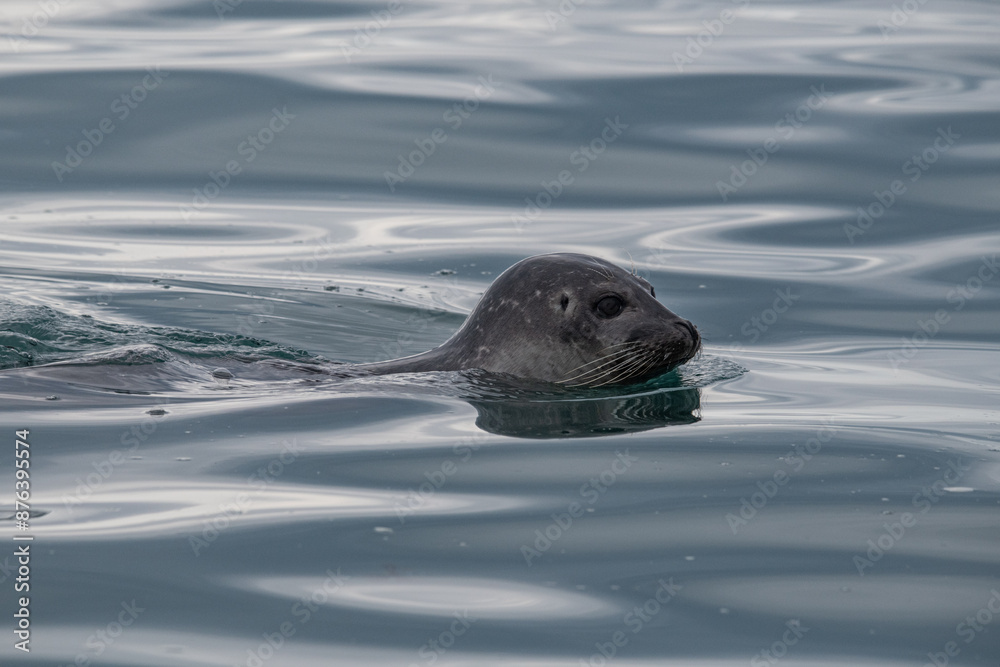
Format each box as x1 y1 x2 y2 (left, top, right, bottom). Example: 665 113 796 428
2 0 999 665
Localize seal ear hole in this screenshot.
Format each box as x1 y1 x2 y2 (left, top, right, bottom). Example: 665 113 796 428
560 295 569 311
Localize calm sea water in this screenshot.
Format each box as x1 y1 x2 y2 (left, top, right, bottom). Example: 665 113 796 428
2 0 1000 665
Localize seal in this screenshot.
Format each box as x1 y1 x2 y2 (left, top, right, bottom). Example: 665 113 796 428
356 253 701 387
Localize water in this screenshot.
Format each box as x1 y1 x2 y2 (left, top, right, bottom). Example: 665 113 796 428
2 0 1000 665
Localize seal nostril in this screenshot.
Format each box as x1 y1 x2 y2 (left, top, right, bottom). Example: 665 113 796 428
676 320 700 349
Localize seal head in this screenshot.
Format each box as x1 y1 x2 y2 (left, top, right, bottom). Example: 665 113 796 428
357 253 700 387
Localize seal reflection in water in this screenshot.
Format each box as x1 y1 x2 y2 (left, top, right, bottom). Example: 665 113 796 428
358 253 700 387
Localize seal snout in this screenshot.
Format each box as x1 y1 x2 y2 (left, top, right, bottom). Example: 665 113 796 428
676 319 701 354
676 318 697 340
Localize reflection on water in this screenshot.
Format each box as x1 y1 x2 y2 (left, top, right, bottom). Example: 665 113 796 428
2 0 1000 665
468 384 703 438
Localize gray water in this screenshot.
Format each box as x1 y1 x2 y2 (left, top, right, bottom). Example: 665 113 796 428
2 0 1000 665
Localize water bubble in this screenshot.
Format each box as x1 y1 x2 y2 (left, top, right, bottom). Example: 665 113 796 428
210 368 234 386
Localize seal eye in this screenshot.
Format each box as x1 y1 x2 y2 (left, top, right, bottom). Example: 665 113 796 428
595 295 624 318
560 295 569 311
650 286 656 298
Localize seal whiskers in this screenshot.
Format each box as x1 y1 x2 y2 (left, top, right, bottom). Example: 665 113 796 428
559 342 643 386
584 347 658 387
560 341 641 376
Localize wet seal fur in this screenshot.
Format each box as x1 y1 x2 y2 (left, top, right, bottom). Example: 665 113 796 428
357 253 700 387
